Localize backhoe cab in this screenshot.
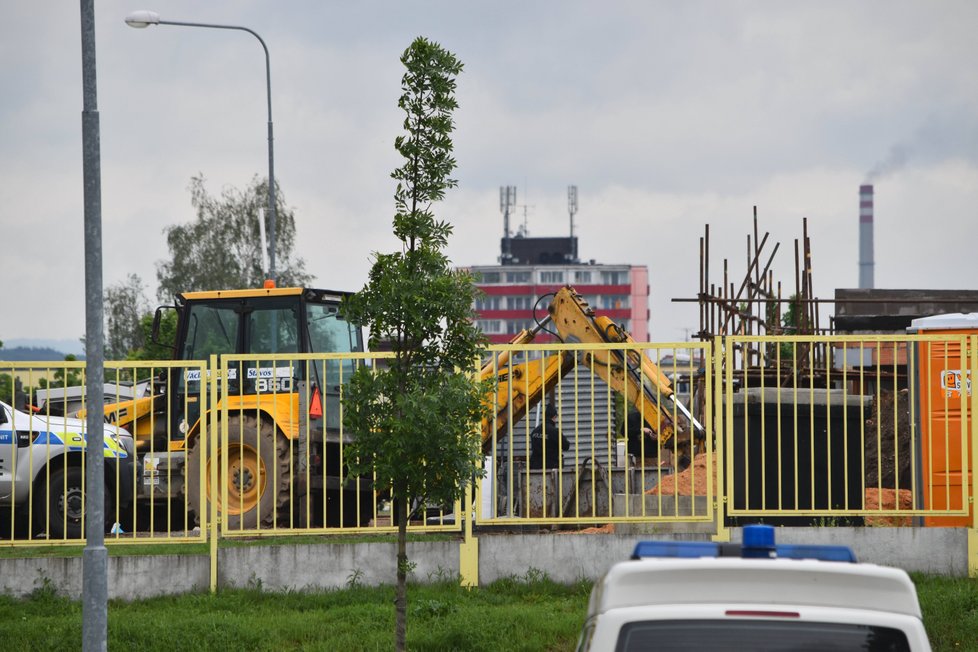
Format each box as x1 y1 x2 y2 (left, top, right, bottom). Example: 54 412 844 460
97 286 367 529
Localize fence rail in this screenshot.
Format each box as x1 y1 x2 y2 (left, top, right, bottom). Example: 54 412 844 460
3 333 976 580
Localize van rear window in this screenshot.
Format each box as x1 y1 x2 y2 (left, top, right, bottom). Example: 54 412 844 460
616 619 910 652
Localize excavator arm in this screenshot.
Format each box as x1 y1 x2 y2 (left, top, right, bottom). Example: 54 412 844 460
479 286 704 451
548 286 704 446
480 318 575 449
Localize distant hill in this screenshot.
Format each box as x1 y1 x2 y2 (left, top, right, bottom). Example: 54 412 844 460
0 346 83 362
2 338 85 357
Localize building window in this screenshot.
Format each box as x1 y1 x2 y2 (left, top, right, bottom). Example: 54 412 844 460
598 294 630 310
476 320 503 334
574 271 591 283
478 271 501 284
507 319 533 334
506 271 530 283
600 270 626 285
475 296 501 311
508 296 530 310
539 270 564 284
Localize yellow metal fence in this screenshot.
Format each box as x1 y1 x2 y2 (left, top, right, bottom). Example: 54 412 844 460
476 341 713 527
3 333 976 551
0 360 207 546
723 334 977 530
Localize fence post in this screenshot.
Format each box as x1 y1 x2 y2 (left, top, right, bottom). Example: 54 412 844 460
460 481 479 588
459 357 480 587
711 338 730 542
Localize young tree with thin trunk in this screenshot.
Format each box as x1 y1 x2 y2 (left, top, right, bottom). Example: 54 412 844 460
341 37 488 652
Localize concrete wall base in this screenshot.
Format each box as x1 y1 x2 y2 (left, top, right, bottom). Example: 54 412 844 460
0 527 968 601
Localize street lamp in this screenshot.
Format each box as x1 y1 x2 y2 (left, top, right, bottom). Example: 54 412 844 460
125 9 278 282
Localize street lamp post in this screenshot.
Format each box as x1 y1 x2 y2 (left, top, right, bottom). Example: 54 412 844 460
125 10 277 281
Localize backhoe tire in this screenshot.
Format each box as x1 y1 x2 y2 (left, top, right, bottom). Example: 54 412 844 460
186 414 291 531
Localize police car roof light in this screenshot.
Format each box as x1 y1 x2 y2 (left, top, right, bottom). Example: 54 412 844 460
742 523 776 558
631 525 857 563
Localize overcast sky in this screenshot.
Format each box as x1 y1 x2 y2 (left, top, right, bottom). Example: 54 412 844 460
2 1 977 353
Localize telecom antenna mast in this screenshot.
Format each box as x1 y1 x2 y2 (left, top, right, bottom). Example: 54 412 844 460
500 185 516 264
568 185 579 262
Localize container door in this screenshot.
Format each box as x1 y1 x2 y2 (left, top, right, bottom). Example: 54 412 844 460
918 334 973 526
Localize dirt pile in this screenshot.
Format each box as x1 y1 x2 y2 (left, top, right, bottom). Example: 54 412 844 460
864 488 913 526
646 453 714 496
864 389 913 490
560 523 616 534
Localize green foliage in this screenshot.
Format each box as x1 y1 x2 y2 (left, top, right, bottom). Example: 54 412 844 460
342 37 488 510
34 355 82 391
782 292 800 332
128 310 178 362
345 568 364 590
779 292 801 361
104 273 150 360
155 175 312 302
0 374 12 404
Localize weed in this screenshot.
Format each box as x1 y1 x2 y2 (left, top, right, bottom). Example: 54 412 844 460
30 571 59 602
426 566 461 585
398 557 417 577
245 572 263 591
521 567 548 583
345 568 364 589
411 598 457 618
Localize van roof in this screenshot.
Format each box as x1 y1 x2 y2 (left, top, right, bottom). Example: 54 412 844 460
589 558 922 619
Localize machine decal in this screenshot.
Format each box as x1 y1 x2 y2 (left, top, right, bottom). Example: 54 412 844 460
27 431 129 458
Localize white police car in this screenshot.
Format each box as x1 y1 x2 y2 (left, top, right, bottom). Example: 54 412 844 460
0 400 134 539
577 525 931 651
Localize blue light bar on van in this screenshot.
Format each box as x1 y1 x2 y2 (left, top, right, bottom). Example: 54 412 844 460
631 525 857 563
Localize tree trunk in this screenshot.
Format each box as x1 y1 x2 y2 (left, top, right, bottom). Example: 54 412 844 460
395 491 408 651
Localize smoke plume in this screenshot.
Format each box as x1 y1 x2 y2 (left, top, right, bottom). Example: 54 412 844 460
865 143 911 184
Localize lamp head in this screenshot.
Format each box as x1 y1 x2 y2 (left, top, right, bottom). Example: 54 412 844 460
125 10 161 28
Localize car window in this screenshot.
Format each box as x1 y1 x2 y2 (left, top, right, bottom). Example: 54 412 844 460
616 619 911 652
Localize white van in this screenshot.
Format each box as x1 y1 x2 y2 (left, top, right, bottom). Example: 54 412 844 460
577 525 931 651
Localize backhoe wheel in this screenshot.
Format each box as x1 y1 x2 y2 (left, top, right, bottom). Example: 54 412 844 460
33 466 107 540
186 414 290 531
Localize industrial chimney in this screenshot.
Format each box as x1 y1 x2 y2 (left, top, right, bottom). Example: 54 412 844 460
859 184 874 289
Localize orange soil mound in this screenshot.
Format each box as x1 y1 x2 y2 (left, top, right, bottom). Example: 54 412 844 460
647 453 715 496
864 488 913 526
562 523 616 534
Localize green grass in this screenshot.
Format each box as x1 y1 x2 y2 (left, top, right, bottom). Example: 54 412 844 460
913 573 978 650
0 572 972 651
0 571 588 651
